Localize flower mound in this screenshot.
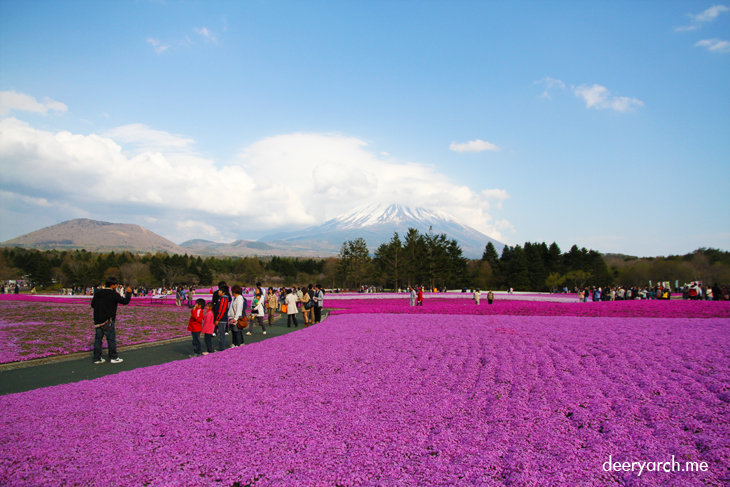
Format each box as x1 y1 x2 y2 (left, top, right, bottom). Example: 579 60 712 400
0 301 191 363
330 298 730 319
1 314 729 486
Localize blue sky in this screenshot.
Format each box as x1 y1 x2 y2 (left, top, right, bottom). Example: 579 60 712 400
1 0 728 257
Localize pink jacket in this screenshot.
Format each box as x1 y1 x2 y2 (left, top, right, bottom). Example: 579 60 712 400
202 310 215 334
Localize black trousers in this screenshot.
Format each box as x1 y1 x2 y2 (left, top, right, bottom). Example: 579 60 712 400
314 306 322 323
191 332 201 354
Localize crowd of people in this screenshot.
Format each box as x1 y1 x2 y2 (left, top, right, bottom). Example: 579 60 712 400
574 284 729 302
0 282 21 294
683 283 729 301
185 281 326 357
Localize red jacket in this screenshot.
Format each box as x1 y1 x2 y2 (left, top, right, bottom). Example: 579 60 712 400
188 308 203 332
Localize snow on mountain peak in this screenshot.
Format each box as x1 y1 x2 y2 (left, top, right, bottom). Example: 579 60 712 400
332 203 465 229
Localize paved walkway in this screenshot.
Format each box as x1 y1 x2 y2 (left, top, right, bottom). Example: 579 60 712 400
0 312 328 396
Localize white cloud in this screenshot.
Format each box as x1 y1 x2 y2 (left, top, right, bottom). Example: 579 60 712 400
449 139 499 153
692 4 729 22
0 90 68 116
102 124 195 152
195 27 217 43
0 119 511 243
176 219 225 240
535 77 566 98
573 84 644 112
147 38 169 54
675 4 729 31
695 38 730 53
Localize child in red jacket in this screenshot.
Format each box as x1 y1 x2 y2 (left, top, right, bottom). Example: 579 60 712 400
202 302 215 355
188 298 205 357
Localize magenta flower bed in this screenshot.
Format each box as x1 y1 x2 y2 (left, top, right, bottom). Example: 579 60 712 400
329 298 730 319
0 294 247 307
1 313 729 486
0 301 191 363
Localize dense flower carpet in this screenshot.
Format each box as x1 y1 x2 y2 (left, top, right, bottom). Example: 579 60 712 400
0 295 728 486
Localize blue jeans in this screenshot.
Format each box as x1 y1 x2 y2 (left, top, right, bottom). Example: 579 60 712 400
94 320 118 361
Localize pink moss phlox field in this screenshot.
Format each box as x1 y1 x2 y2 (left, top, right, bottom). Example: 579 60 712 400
0 294 250 307
329 298 730 319
0 301 191 363
1 314 729 486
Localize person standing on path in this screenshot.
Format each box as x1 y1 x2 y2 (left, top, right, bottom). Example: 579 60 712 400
247 291 266 336
487 290 494 305
266 287 278 326
90 277 132 364
300 284 314 326
229 285 246 346
313 284 324 324
202 302 215 355
214 285 231 350
417 286 424 306
285 288 299 327
409 287 416 306
474 289 481 305
188 298 204 357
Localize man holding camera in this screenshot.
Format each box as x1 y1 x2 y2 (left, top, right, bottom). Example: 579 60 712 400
91 277 133 364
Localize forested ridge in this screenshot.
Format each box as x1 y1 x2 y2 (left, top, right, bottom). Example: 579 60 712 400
1 229 727 291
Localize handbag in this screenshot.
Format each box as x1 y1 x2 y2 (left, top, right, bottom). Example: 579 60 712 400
236 316 248 329
281 304 288 313
304 300 314 310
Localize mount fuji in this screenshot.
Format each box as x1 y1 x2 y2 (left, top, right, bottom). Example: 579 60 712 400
258 204 504 259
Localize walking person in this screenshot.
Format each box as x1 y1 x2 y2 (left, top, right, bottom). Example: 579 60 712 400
285 288 299 327
417 286 424 306
409 286 416 306
266 287 278 326
90 277 132 364
228 285 246 347
188 298 205 357
474 288 481 305
213 284 231 351
248 291 266 336
487 290 494 305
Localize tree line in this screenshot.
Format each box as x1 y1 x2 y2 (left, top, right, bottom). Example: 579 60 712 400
1 240 727 291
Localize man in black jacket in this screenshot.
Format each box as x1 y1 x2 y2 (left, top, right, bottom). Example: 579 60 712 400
91 277 132 364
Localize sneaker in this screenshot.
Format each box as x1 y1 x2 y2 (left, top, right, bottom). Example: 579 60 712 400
245 332 252 335
263 331 267 335
202 352 209 356
93 358 105 364
110 358 123 364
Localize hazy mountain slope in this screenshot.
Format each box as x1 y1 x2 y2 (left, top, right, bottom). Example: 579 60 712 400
1 219 185 254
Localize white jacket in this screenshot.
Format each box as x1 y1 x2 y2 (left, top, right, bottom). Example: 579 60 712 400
285 293 298 315
228 295 244 322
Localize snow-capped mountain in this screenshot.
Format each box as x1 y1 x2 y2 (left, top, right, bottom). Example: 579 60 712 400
258 203 504 258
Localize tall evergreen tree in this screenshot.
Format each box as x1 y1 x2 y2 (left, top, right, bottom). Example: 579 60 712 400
506 245 531 291
373 232 403 290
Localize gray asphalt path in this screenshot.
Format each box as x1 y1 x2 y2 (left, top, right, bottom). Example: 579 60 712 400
0 312 327 396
